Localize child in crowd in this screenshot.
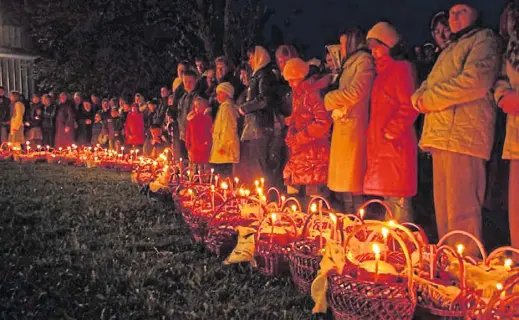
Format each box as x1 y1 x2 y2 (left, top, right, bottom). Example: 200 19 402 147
107 107 123 150
91 112 107 146
26 104 43 146
124 103 145 151
185 97 212 171
209 82 239 177
146 124 167 158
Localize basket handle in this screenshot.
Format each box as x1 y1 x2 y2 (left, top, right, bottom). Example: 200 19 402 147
280 197 302 212
357 199 394 220
192 188 225 210
300 211 344 247
266 187 281 207
207 196 267 227
400 222 429 246
306 196 332 214
486 246 519 268
255 211 299 249
343 222 416 304
433 245 467 290
437 230 487 264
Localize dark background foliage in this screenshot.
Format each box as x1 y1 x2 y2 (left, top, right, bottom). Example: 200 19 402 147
0 0 273 98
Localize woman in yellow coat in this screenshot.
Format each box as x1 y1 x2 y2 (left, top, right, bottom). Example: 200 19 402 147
209 82 240 177
8 91 25 149
324 27 376 213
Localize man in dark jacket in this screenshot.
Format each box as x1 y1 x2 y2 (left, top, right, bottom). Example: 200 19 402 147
41 94 57 147
177 70 200 162
237 46 278 185
0 86 11 143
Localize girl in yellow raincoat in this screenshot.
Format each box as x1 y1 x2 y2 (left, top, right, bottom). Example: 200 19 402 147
209 82 240 177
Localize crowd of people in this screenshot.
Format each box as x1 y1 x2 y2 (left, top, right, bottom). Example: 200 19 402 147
1 1 518 254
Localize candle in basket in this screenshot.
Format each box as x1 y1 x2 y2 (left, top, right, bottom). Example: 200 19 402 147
359 208 365 219
330 213 338 243
497 283 505 301
457 244 465 256
121 146 124 155
373 244 381 282
382 227 389 260
221 182 229 199
260 177 265 188
188 189 194 202
179 157 183 171
271 213 276 244
505 259 513 272
211 185 215 210
291 205 297 213
210 168 214 185
234 177 239 191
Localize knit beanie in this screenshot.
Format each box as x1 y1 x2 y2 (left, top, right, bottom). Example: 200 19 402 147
283 58 310 81
367 22 401 48
216 82 235 98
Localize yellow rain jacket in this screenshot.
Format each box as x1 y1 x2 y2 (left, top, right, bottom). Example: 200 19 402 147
209 99 240 164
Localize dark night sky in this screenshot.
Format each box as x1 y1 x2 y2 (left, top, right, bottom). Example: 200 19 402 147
265 0 503 57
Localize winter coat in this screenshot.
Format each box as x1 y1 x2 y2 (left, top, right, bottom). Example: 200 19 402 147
324 50 375 192
54 101 76 148
495 60 519 159
91 121 106 146
210 99 240 164
177 90 199 141
9 101 25 144
240 66 278 141
411 28 502 160
283 79 332 186
105 115 123 140
185 113 212 164
363 57 419 197
124 111 145 145
26 105 43 142
0 96 9 126
41 104 57 129
76 107 94 145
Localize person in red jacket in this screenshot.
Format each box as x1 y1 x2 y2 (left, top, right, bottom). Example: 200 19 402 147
363 22 419 222
282 58 332 197
185 97 212 171
124 103 145 150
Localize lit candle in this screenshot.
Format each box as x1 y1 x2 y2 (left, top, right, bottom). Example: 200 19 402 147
260 177 265 188
215 175 219 186
121 146 124 154
429 246 434 279
497 283 505 301
504 259 513 272
239 188 245 197
188 188 194 202
210 168 214 185
179 157 183 170
382 227 389 260
37 145 41 151
234 177 239 189
359 208 365 219
271 213 276 244
254 180 259 188
211 185 215 210
291 205 297 213
281 195 286 204
221 182 228 199
244 189 250 197
457 244 465 256
373 244 381 282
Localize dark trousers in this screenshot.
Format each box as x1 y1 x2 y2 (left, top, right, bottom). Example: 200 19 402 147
237 137 269 186
42 127 54 147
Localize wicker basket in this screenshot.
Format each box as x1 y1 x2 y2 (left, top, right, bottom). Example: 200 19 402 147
205 196 266 257
288 197 347 294
255 212 299 277
182 189 225 243
477 271 519 319
327 222 417 320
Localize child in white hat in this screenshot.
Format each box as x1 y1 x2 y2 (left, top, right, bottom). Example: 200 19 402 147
209 82 240 177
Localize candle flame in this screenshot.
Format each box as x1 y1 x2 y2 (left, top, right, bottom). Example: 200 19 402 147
188 189 193 195
234 177 239 183
239 188 245 196
221 182 229 190
256 187 263 196
505 259 513 270
291 205 297 212
457 244 465 255
260 177 265 184
261 195 267 202
26 141 30 145
330 213 337 224
382 227 389 239
37 145 41 149
497 283 504 291
388 220 396 227
281 195 286 202
254 180 259 187
310 203 317 213
372 244 381 255
244 189 250 197
359 208 365 218
211 168 214 173
271 213 276 223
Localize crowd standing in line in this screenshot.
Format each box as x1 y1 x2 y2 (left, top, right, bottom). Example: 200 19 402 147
1 1 519 255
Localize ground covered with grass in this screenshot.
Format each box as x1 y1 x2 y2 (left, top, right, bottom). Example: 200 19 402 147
0 162 312 319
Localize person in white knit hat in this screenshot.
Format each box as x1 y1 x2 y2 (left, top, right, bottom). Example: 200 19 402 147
363 21 419 222
209 82 240 177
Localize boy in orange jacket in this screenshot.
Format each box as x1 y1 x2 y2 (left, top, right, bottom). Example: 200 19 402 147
185 97 212 171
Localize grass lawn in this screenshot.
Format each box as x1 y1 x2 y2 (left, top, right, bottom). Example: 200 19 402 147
0 162 312 319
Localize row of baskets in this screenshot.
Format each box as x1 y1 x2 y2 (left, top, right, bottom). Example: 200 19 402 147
132 161 519 320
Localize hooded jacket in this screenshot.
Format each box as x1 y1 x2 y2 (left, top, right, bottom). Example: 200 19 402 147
412 28 502 160
240 46 278 141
